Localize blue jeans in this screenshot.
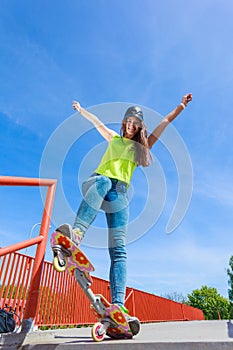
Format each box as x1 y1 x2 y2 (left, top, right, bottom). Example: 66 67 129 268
73 173 129 306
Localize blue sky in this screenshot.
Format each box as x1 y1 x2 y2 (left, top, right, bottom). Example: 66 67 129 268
1 0 233 300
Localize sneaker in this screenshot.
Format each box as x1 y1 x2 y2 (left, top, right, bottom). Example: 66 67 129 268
119 306 140 335
72 228 84 245
119 305 129 315
119 306 136 322
56 224 83 246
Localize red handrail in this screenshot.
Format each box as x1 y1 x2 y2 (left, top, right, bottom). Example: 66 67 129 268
0 236 43 257
0 176 56 330
0 176 56 187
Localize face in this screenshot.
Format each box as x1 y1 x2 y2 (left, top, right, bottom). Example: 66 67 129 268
124 116 142 139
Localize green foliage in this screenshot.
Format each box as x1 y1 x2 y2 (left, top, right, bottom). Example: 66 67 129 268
187 285 230 320
227 255 233 318
227 256 233 302
1 284 28 300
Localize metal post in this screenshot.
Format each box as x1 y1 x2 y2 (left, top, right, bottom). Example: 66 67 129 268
22 182 56 331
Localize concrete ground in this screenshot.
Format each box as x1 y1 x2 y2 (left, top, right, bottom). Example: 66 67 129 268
1 320 233 350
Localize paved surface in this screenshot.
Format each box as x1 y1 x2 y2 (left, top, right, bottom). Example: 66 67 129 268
1 320 233 349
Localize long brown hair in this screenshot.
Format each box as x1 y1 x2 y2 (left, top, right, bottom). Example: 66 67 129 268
120 120 151 167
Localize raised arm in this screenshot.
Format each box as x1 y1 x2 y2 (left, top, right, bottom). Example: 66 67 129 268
72 101 117 142
148 93 192 148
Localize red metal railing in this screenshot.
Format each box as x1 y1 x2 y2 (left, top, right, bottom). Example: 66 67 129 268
0 252 34 323
0 176 204 329
0 176 56 328
0 250 204 327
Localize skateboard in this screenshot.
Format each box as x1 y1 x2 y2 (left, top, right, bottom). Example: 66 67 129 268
50 225 140 342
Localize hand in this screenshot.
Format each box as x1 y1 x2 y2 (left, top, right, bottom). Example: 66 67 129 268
72 100 82 112
182 93 192 107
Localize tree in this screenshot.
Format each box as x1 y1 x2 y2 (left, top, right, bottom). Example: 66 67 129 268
227 255 233 318
162 292 187 304
187 285 230 320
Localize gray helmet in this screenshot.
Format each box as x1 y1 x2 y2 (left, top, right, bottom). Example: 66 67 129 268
123 106 143 121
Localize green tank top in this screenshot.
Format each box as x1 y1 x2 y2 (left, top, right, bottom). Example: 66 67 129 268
95 134 137 186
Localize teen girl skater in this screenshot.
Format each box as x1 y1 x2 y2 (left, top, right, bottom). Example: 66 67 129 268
56 93 192 319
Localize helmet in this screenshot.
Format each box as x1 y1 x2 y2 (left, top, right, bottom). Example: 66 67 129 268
123 106 143 121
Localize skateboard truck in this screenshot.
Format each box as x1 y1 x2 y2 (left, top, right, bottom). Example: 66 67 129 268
75 269 106 315
52 244 71 272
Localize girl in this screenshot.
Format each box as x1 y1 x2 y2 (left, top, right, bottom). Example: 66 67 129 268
56 93 192 317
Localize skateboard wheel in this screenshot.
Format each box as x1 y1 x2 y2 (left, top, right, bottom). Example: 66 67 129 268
91 322 105 342
53 255 67 272
129 318 141 336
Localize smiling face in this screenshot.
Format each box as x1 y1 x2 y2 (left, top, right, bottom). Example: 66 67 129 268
124 116 142 139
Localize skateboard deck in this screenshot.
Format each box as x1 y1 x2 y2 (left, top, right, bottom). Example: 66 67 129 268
50 230 94 279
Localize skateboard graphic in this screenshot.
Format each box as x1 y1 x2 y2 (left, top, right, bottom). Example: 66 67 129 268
50 226 140 342
50 229 94 280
